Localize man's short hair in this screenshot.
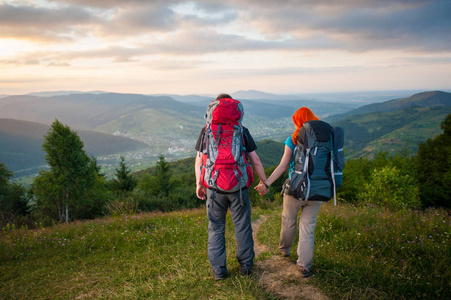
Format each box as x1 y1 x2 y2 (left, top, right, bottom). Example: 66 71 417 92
215 94 232 100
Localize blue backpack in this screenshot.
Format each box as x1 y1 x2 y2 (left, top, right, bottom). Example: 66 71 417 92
285 120 344 205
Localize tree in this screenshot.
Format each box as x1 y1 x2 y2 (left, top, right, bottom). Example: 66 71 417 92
0 163 13 190
34 120 95 222
136 155 172 196
153 155 172 196
0 163 29 225
31 169 63 221
416 114 451 208
110 156 137 194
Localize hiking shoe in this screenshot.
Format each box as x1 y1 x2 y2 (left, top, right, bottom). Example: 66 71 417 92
214 273 228 281
297 265 310 278
240 266 252 276
279 250 290 257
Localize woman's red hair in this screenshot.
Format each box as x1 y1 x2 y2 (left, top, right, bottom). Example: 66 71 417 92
291 107 319 145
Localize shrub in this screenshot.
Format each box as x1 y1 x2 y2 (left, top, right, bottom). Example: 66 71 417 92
338 156 373 203
358 166 421 210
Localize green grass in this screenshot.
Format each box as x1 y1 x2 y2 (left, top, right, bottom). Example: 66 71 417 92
258 202 450 299
1 203 449 299
0 209 272 299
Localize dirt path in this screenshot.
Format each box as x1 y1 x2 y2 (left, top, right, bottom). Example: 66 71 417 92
252 215 330 300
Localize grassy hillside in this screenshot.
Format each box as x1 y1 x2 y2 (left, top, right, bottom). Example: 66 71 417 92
1 204 448 299
253 139 285 167
0 209 270 299
334 106 451 158
0 119 148 173
327 90 451 122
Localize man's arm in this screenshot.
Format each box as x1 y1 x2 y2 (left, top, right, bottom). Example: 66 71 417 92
195 152 206 200
248 151 266 183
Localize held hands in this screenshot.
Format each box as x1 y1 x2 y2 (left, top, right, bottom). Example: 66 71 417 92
254 180 269 197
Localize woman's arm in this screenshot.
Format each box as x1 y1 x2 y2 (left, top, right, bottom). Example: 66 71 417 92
255 145 292 195
266 145 292 186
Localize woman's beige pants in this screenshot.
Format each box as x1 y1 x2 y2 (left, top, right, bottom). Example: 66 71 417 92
279 194 322 271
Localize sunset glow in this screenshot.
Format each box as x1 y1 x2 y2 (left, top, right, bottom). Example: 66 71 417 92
1 0 450 95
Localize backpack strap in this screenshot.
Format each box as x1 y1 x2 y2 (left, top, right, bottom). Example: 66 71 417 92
216 123 221 145
330 133 337 206
204 125 210 159
303 148 311 200
331 154 337 206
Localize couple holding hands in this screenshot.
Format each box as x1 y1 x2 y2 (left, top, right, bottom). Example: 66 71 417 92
195 94 322 280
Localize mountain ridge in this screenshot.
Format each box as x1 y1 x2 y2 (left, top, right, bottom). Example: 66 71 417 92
327 90 450 122
1 90 449 178
0 118 148 174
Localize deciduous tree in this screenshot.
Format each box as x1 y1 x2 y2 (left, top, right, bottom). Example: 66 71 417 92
34 120 95 222
416 114 451 208
0 163 29 225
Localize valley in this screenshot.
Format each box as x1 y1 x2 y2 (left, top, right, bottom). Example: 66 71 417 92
1 90 450 181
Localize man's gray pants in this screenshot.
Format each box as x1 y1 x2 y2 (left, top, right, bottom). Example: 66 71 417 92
206 188 254 278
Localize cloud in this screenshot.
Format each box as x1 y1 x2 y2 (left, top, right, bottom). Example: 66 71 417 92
107 2 177 33
0 2 102 42
241 0 451 52
0 46 150 66
1 0 450 60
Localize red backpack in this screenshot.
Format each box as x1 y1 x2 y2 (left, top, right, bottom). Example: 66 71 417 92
200 98 254 192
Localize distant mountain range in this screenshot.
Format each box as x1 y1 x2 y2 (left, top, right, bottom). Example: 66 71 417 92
0 89 449 178
0 89 428 104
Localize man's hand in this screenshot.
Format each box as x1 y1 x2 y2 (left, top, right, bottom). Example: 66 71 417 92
196 184 206 200
254 182 268 197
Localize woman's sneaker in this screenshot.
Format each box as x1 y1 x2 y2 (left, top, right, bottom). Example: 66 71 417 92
297 265 310 278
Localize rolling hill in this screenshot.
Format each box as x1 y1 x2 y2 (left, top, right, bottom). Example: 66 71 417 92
1 90 450 179
0 119 148 175
331 93 451 158
327 91 451 122
0 92 357 169
0 92 204 130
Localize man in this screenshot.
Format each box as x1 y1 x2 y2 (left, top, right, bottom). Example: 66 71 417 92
194 94 267 280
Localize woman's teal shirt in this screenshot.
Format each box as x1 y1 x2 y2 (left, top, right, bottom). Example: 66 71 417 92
284 136 296 177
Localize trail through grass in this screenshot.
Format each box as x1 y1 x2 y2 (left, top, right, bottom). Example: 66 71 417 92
257 202 450 299
1 203 449 299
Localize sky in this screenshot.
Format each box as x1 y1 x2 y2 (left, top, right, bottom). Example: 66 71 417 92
0 0 450 96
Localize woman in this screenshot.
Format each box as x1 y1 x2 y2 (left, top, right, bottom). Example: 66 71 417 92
255 107 321 278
